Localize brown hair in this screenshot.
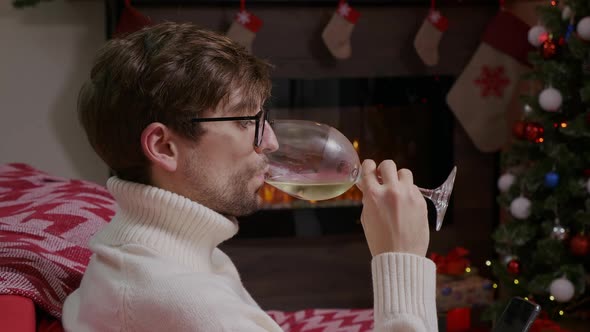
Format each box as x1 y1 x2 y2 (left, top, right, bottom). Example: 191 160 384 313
78 22 272 184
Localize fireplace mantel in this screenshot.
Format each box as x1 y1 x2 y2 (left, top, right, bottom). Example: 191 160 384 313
124 0 497 7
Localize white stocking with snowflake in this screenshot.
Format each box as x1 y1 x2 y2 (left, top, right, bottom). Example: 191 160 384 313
447 11 532 152
414 8 448 66
226 4 263 53
322 1 360 60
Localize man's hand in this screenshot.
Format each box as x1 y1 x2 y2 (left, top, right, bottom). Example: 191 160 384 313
356 159 429 257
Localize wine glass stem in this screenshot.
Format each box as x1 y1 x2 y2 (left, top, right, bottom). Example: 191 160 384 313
355 166 456 231
418 188 435 202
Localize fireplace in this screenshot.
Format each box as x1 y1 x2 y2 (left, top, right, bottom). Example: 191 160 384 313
237 76 455 238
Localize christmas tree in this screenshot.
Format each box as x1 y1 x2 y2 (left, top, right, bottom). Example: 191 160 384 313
490 0 590 322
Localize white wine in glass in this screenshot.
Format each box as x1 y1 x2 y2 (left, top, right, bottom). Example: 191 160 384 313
264 120 457 231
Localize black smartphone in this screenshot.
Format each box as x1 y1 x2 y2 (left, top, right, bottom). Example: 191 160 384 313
492 297 541 332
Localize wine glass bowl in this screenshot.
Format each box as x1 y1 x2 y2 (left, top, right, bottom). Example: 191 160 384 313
264 120 361 198
264 119 456 231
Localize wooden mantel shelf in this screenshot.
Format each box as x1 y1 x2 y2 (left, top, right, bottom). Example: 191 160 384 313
124 0 498 6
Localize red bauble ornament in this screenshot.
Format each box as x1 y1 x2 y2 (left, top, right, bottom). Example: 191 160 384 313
584 169 590 177
524 122 544 142
541 38 561 60
512 121 544 142
570 234 590 256
512 120 527 139
507 259 521 275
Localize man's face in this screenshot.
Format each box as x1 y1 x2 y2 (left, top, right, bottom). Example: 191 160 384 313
176 95 278 217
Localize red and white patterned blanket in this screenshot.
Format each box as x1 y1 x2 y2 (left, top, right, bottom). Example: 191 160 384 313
0 163 374 331
0 163 115 318
268 309 373 331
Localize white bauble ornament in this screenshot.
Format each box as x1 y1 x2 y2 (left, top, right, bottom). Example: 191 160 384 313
528 25 547 47
562 6 572 21
577 17 590 41
549 277 575 302
510 196 531 219
586 178 590 194
498 173 516 192
538 87 562 112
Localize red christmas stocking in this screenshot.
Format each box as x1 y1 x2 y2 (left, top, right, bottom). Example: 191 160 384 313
446 10 532 152
322 1 361 60
414 6 449 66
114 0 152 37
226 1 263 53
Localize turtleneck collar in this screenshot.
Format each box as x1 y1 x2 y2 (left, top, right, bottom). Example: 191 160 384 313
93 177 239 269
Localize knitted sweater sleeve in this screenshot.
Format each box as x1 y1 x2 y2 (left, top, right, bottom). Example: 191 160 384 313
371 252 439 332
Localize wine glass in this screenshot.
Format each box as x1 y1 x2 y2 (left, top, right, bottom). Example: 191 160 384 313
264 119 457 231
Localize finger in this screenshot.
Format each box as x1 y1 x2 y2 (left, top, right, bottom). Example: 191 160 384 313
377 160 399 185
359 159 380 192
397 168 414 185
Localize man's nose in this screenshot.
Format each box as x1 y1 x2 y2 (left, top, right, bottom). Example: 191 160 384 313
255 121 279 154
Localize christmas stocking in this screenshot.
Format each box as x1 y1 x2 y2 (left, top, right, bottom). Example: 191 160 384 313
446 10 533 152
322 1 360 60
114 0 152 37
226 9 263 53
414 9 449 66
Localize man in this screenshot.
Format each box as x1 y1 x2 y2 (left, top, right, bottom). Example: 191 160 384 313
62 22 437 331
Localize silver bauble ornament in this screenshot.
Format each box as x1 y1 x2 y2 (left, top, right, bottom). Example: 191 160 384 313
551 224 568 241
524 104 533 114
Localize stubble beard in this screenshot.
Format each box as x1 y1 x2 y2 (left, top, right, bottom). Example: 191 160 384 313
218 171 261 217
182 157 265 217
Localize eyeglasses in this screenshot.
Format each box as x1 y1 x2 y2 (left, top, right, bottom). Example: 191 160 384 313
190 109 271 148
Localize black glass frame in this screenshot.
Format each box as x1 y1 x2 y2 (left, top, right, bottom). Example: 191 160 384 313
190 109 270 147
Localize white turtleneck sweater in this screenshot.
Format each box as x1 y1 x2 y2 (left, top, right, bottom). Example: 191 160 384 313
62 178 437 331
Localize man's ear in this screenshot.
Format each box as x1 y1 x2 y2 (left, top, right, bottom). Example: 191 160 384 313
140 123 179 172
